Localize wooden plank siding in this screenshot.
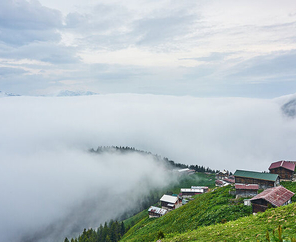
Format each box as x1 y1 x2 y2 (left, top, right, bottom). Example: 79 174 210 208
235 176 276 189
269 167 294 180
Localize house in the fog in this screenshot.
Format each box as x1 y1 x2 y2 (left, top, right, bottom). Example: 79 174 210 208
234 170 279 189
250 186 294 213
216 170 229 180
235 184 259 198
191 186 209 193
269 160 295 181
180 188 204 198
160 195 182 210
148 206 168 218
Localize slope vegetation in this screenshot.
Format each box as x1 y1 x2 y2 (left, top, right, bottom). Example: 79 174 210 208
121 186 251 242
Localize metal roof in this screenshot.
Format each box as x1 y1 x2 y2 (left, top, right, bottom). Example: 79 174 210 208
148 206 167 215
181 188 203 193
223 178 235 183
191 186 208 190
235 183 259 190
234 170 279 182
160 195 178 203
269 161 295 172
250 186 294 207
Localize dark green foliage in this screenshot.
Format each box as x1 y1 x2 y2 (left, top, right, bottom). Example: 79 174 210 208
157 231 165 239
91 146 217 173
68 220 126 242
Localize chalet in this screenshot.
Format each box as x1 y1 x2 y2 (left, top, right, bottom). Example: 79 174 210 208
148 206 168 218
178 168 195 175
223 178 235 184
235 184 259 198
215 179 227 187
160 195 182 210
191 186 209 192
216 170 229 180
234 170 279 189
180 188 204 198
269 160 295 181
250 186 294 213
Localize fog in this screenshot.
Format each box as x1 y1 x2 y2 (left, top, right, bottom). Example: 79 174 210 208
1 93 296 241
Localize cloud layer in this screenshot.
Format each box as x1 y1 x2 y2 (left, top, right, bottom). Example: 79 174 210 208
1 93 296 241
0 0 296 96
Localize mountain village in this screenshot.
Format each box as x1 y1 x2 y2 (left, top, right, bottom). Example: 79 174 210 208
148 160 295 218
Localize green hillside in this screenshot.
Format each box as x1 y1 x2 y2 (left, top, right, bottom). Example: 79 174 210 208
121 182 296 242
161 202 296 241
121 185 252 242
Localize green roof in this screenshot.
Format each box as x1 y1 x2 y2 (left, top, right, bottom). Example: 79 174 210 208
234 170 278 182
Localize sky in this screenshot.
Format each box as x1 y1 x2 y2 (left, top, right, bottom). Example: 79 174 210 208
0 0 296 97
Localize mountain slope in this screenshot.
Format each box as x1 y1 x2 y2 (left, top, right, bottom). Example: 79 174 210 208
121 186 251 242
162 202 296 241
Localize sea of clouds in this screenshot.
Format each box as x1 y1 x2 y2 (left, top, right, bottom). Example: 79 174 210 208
1 93 296 241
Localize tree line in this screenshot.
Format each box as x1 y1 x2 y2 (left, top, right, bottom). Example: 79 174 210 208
90 146 217 173
64 220 126 242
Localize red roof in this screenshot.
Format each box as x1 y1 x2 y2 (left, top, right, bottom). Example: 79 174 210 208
250 186 294 207
223 178 235 183
235 184 259 190
269 161 295 172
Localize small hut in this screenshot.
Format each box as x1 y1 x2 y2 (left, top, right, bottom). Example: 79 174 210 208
250 186 294 213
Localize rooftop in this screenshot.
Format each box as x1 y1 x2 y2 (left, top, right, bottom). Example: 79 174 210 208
269 161 295 172
250 186 294 207
235 183 259 190
234 170 279 182
160 194 178 203
181 188 204 193
148 206 167 215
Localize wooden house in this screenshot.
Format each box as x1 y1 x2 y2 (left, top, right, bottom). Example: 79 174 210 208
178 168 195 175
215 179 224 187
191 186 209 192
160 195 182 210
234 170 279 189
180 188 204 198
216 170 229 180
235 184 259 198
223 178 235 184
250 186 294 213
269 160 295 181
148 206 168 218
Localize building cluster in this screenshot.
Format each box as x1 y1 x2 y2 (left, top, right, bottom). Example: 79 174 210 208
216 160 295 213
148 185 209 218
148 160 296 218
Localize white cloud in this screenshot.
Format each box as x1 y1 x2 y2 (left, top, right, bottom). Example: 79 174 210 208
1 94 296 240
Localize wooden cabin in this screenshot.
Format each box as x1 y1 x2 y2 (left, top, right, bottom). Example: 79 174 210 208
269 160 295 181
148 206 168 218
250 186 294 213
180 188 204 198
191 186 209 192
234 170 279 189
216 170 229 180
160 195 182 210
235 184 259 198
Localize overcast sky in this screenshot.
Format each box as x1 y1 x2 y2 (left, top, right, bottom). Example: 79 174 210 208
0 0 296 97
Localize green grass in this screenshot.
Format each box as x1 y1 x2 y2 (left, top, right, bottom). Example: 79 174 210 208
121 185 252 242
161 203 296 241
122 172 215 232
121 182 296 242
